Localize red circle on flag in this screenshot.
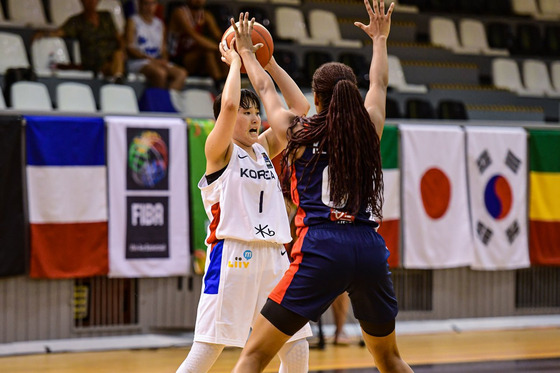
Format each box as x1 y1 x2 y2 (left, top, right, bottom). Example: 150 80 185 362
420 167 451 219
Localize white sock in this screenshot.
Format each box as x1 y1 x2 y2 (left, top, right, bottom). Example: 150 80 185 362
175 341 225 373
277 339 310 373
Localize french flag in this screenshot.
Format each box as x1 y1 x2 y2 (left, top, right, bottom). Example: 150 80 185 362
26 116 108 279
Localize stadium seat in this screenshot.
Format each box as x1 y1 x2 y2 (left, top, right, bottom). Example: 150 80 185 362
100 84 139 113
511 0 540 17
274 49 303 85
486 22 515 52
544 25 560 56
459 19 509 56
10 81 53 111
0 32 30 74
31 37 94 78
97 0 125 35
49 0 82 26
459 0 485 14
274 7 328 46
386 97 402 119
551 61 560 91
308 9 362 48
270 0 301 5
138 87 178 113
538 0 560 19
387 55 428 94
437 100 468 120
339 52 369 88
205 3 234 32
429 0 457 12
492 58 540 97
56 82 97 112
238 6 273 35
383 0 419 13
0 3 6 23
429 17 476 54
522 60 560 98
0 89 6 109
303 50 333 86
405 98 435 119
514 24 543 56
6 0 49 27
171 88 214 118
486 0 512 15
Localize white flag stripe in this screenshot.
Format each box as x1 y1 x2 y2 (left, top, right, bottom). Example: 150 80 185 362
27 166 107 223
382 169 400 220
401 125 474 269
466 126 529 270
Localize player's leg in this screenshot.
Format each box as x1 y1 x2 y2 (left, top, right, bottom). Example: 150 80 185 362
277 338 309 373
175 341 225 373
359 321 413 373
232 314 292 372
232 299 310 373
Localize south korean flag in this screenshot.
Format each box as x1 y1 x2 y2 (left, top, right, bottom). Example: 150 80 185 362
466 126 530 270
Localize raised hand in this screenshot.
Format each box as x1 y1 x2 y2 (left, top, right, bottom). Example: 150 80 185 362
219 38 240 66
354 0 394 40
231 12 262 56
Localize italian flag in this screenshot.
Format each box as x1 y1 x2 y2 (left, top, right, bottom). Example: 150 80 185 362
528 129 560 265
378 125 400 268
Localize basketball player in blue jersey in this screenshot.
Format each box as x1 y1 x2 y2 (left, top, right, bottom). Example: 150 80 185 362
174 20 313 373
231 1 414 372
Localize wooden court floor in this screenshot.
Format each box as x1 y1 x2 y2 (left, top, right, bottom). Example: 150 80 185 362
1 326 560 372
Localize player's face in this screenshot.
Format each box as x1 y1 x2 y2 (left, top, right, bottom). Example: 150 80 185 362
233 105 261 146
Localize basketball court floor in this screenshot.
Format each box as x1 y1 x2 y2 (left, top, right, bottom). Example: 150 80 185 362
1 316 560 372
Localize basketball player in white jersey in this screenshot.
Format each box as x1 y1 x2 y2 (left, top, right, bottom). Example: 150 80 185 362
175 36 312 373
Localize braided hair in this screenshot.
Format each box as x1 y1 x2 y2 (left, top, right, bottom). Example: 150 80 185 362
281 62 384 219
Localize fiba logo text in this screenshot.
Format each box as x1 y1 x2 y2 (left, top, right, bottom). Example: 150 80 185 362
131 203 165 226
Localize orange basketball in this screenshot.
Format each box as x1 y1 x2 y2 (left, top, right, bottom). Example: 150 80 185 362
221 22 274 73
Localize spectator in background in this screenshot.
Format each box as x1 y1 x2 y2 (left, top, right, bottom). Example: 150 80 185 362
125 0 187 90
167 0 227 89
34 0 125 82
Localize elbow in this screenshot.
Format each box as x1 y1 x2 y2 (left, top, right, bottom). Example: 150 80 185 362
298 100 311 117
253 79 270 96
221 97 238 114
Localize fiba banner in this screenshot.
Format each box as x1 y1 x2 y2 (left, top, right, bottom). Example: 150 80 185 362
107 116 190 277
26 116 108 278
528 129 560 265
187 118 215 275
466 127 529 270
401 124 473 269
0 116 26 277
378 125 400 268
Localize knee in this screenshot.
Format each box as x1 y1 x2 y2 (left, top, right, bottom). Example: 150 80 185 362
176 67 188 80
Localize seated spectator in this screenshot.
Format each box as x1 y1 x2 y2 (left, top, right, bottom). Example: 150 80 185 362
34 0 125 82
167 0 227 88
125 0 187 90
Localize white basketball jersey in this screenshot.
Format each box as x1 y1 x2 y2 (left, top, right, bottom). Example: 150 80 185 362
131 14 164 58
198 143 292 244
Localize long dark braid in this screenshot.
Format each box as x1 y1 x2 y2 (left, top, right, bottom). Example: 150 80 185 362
281 62 384 220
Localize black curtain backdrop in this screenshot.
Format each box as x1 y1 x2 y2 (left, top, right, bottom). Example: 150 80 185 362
0 116 26 277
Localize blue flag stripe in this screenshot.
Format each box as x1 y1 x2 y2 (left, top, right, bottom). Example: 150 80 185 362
25 116 105 166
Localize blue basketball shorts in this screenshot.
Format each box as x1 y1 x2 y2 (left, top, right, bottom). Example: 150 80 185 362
269 222 398 324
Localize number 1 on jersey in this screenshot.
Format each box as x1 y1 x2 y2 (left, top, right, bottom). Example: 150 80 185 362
259 191 264 213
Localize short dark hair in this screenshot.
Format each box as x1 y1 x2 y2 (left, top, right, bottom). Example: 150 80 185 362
213 89 261 119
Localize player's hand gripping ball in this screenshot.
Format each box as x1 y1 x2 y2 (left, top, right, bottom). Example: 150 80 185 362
221 21 274 73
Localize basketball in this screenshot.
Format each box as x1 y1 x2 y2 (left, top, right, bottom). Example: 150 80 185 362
221 21 274 73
